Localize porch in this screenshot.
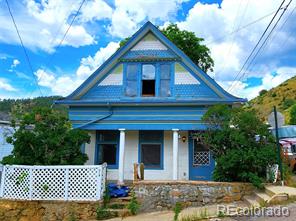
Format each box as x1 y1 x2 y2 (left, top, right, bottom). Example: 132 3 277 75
83 130 214 184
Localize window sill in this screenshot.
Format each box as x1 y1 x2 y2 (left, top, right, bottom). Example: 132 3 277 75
143 166 163 170
106 165 118 169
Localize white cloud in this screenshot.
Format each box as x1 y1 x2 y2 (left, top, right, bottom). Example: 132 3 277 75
77 42 119 79
0 78 17 92
0 0 114 52
175 0 296 99
11 59 20 68
108 0 189 38
79 0 113 23
35 41 119 96
35 69 55 87
223 67 296 100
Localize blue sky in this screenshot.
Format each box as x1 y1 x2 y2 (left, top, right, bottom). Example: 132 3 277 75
0 0 295 100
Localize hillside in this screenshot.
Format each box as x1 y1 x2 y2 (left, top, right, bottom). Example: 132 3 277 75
0 96 67 121
249 76 296 123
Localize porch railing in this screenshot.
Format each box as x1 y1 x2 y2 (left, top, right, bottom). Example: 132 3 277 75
0 164 107 201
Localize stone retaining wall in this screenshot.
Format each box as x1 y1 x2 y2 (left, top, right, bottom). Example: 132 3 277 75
0 199 101 221
133 180 254 211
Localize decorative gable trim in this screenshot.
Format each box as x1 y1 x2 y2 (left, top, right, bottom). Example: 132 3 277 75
98 73 122 86
98 64 123 86
121 50 178 61
131 32 167 51
59 21 246 103
175 72 200 85
174 63 200 85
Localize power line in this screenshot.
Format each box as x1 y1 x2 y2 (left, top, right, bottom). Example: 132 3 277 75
5 0 43 96
205 9 280 46
246 4 296 78
47 0 77 52
43 0 87 70
215 0 249 79
31 0 87 99
227 0 287 92
229 0 293 91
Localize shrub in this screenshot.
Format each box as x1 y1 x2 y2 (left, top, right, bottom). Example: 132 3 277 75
126 192 140 215
259 89 268 96
202 105 278 187
103 186 110 208
96 206 117 220
173 202 183 221
282 99 295 110
290 104 296 125
2 107 89 165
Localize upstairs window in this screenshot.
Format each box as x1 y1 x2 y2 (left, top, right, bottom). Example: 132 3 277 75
125 64 138 97
142 64 156 96
159 64 171 97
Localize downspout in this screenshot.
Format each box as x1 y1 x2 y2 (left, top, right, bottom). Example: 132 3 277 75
76 103 113 129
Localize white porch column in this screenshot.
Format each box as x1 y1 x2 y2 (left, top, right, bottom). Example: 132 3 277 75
118 129 126 185
172 129 179 180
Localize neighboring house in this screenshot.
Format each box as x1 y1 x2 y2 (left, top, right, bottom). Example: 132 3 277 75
56 22 246 183
271 125 296 139
0 121 13 161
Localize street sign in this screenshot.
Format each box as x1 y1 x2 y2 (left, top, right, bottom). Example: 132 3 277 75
268 111 285 128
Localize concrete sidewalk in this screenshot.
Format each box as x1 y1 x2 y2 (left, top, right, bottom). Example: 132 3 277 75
102 201 248 221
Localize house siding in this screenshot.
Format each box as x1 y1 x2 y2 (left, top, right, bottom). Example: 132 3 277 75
84 130 96 165
69 106 208 131
84 130 189 180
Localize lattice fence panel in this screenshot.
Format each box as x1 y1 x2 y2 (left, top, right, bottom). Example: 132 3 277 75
68 167 99 201
193 151 210 166
32 168 66 200
2 166 31 200
0 164 107 201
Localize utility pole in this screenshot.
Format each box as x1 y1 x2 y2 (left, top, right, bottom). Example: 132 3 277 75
273 106 284 184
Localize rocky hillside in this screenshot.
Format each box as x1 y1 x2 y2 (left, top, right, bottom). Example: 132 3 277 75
0 96 67 121
248 76 296 123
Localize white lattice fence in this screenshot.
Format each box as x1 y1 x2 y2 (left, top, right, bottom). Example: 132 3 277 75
0 164 107 201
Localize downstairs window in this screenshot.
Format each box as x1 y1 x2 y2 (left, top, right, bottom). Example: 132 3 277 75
97 131 119 168
139 131 163 169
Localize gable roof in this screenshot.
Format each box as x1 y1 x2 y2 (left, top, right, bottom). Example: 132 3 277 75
56 21 246 105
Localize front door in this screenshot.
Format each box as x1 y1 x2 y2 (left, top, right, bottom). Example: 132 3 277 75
189 139 215 180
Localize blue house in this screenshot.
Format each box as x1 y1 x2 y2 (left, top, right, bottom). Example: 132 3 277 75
56 22 245 183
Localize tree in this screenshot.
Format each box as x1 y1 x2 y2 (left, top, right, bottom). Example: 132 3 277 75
259 89 268 96
201 105 277 187
2 107 89 165
290 104 296 125
120 24 214 73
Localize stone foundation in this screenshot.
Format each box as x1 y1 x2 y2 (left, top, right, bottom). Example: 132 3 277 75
133 180 254 211
0 199 102 221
